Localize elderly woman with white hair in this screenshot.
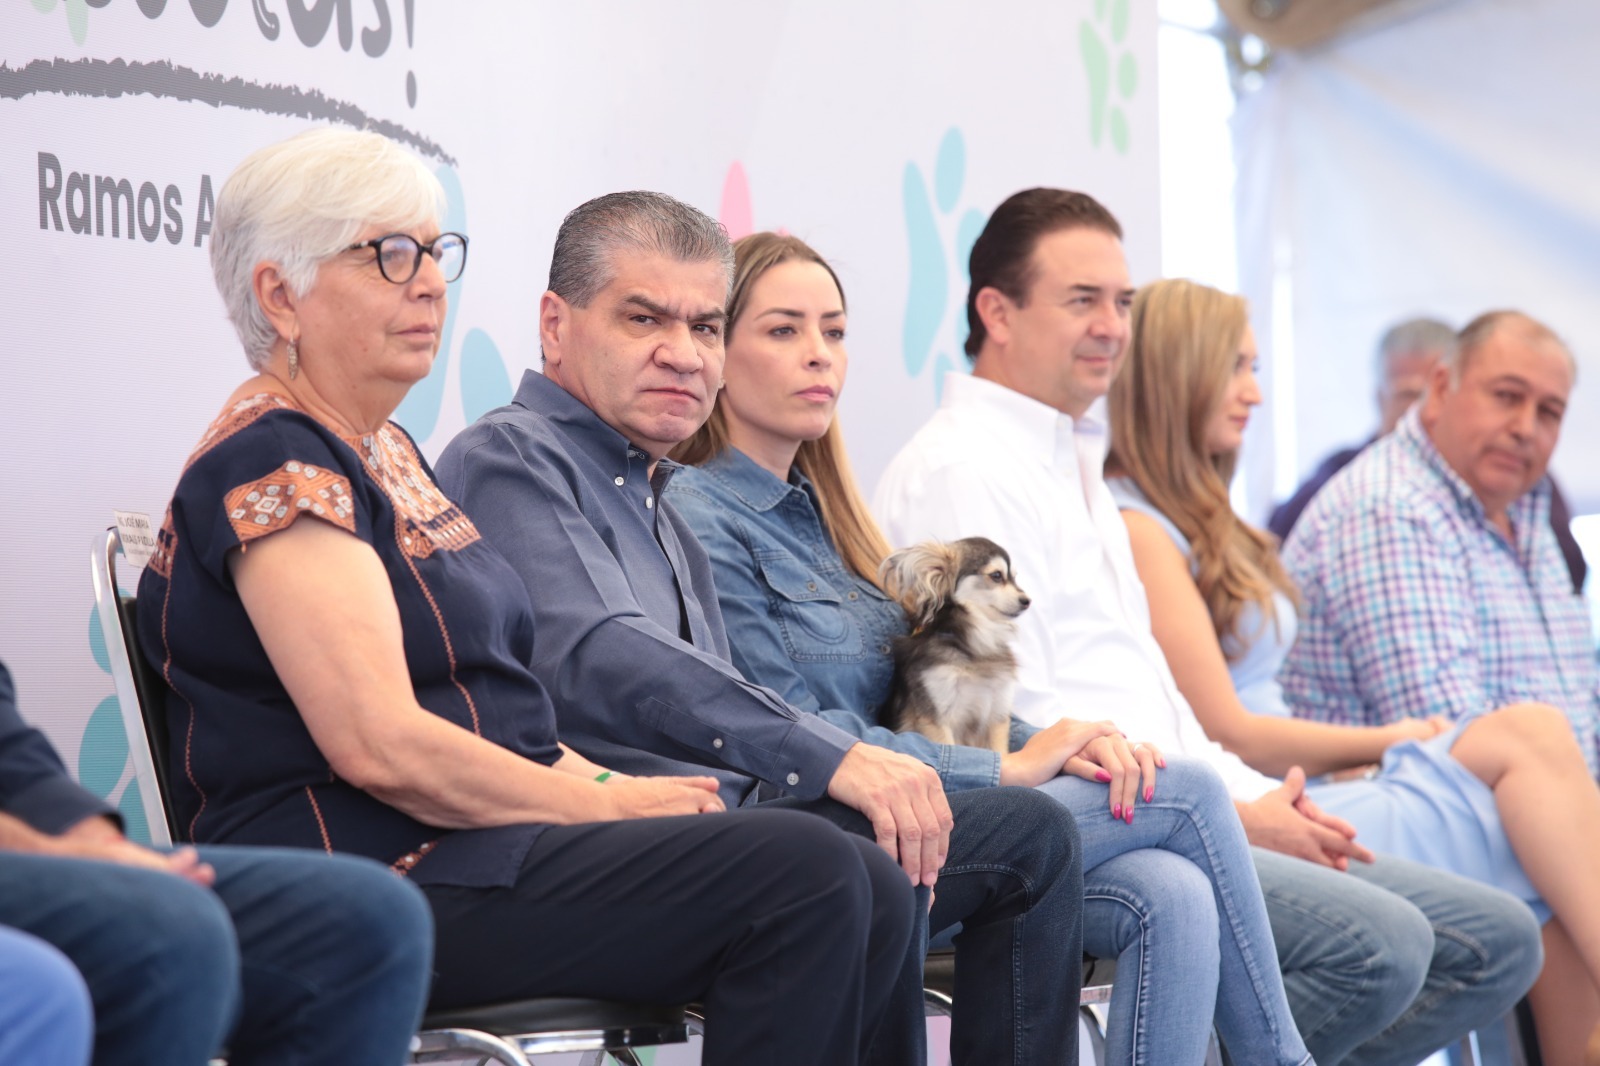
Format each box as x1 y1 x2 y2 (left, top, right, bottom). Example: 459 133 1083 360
136 127 915 1066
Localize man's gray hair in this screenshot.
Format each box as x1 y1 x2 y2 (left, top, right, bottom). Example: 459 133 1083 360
547 191 734 308
1454 310 1576 383
1374 316 1457 383
211 127 445 369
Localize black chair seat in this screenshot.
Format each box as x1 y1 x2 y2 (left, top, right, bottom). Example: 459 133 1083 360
923 949 956 998
924 946 1113 1004
422 998 687 1035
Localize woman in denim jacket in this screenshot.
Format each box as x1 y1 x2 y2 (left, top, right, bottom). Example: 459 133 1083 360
666 232 1311 1066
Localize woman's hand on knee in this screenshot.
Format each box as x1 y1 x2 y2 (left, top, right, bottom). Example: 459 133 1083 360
1062 734 1165 824
999 718 1121 788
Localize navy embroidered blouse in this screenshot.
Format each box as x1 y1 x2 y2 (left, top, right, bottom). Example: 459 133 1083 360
136 393 563 888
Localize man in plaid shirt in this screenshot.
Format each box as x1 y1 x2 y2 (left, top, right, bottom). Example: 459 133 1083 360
1280 310 1599 776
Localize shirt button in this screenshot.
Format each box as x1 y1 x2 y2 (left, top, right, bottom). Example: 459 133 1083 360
614 476 625 486
848 591 858 600
879 643 891 654
646 497 654 509
806 581 816 591
786 772 800 787
712 738 724 749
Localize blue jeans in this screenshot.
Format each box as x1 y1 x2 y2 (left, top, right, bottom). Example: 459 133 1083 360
0 845 433 1066
0 924 91 1065
1038 757 1311 1066
1255 848 1543 1066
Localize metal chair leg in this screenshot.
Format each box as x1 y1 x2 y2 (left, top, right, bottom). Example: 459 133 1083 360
411 1028 531 1066
1079 1004 1107 1066
576 1053 645 1066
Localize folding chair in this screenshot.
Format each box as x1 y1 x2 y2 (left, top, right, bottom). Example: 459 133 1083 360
91 527 692 1066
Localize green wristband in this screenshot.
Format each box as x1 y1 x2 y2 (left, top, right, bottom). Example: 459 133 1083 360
594 771 614 783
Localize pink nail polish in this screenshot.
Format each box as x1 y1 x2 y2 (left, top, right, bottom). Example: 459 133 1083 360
1144 786 1154 803
1126 808 1134 824
1159 758 1167 768
1095 769 1113 783
1112 804 1122 820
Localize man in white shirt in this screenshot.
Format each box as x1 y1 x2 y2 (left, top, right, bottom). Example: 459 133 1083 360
875 188 1543 1064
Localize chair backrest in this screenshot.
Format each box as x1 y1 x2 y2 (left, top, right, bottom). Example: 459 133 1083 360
90 527 177 846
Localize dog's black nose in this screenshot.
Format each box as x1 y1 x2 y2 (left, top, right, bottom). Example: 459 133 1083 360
1018 595 1031 610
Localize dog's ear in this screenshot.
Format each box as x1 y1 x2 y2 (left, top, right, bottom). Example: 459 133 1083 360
879 541 961 629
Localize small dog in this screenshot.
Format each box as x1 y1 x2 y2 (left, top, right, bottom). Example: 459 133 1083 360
877 537 1031 755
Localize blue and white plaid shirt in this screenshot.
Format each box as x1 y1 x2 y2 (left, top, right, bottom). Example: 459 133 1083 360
1280 408 1600 775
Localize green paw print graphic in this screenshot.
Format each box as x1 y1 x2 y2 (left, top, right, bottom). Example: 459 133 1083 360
32 0 92 46
1080 0 1139 154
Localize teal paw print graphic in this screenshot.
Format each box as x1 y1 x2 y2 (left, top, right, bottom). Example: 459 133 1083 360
902 127 987 402
1080 0 1138 154
392 165 514 442
83 604 153 844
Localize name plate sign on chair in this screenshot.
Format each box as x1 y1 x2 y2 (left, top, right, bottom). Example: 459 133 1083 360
113 512 157 570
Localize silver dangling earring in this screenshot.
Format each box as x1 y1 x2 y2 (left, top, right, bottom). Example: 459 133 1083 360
287 337 300 380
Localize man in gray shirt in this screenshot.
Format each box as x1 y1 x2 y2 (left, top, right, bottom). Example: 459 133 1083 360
437 191 1087 1066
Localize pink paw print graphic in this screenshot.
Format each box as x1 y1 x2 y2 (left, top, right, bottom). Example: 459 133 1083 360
718 162 786 241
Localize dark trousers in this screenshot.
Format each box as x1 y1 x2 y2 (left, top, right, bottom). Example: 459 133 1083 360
768 785 1085 1066
425 806 916 1066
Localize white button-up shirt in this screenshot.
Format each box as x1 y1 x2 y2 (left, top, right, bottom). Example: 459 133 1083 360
873 373 1276 801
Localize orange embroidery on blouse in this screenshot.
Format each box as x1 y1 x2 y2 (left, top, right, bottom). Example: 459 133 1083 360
390 839 440 878
349 426 481 558
224 462 357 546
304 786 334 854
149 394 295 578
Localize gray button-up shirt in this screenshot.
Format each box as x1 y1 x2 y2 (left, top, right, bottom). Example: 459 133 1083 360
435 370 856 807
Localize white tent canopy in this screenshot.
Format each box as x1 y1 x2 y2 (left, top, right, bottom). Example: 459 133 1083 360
1232 0 1600 515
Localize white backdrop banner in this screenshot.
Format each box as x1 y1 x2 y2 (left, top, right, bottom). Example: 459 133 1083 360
3 0 1157 845
1233 0 1600 518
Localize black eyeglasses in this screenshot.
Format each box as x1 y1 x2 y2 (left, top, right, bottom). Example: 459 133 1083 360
346 232 468 284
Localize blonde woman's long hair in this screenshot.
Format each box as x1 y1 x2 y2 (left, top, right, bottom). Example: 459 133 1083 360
1107 278 1296 657
671 232 893 588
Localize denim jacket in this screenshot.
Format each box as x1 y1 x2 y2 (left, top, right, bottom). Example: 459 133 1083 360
667 447 1039 792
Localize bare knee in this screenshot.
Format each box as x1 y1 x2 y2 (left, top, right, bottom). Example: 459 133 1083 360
1457 702 1583 775
1476 703 1573 749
